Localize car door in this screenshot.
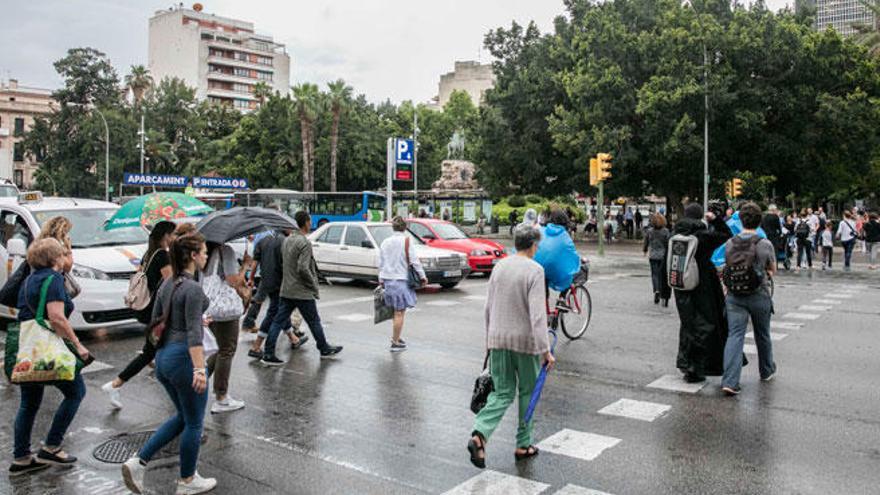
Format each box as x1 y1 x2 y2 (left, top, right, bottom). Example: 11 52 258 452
311 224 345 275
340 225 377 278
0 209 34 318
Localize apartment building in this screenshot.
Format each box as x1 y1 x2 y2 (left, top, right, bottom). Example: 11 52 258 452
148 4 291 111
815 0 875 37
429 61 495 110
0 80 55 188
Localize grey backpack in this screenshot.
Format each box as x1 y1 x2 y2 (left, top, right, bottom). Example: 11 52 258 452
667 234 700 291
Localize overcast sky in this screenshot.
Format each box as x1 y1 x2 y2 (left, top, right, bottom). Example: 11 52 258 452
1 0 792 104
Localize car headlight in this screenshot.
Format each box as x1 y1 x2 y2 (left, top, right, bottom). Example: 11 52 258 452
470 249 490 256
459 255 469 268
71 264 111 281
419 257 436 269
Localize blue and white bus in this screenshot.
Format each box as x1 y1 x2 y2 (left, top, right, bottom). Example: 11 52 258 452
236 190 386 227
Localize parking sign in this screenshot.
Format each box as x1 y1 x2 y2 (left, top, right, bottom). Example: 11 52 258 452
394 138 414 181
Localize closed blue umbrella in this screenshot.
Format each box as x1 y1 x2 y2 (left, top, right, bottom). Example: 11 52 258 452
524 330 558 424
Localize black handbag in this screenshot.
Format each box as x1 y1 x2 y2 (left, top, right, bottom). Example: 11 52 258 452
404 237 421 289
470 351 494 414
0 262 30 308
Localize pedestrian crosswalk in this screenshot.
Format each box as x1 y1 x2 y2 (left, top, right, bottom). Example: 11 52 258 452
646 374 708 394
597 398 671 422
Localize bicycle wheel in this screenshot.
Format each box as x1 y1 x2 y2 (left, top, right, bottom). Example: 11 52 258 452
560 285 592 340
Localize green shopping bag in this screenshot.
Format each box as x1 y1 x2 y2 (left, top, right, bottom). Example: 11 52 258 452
4 275 82 383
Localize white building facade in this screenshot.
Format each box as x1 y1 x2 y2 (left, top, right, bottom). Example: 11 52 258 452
0 80 55 189
432 61 495 109
148 5 290 111
815 0 875 36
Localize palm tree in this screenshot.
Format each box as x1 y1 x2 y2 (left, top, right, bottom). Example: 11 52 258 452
125 65 153 105
253 81 272 107
292 83 320 191
327 80 353 192
853 0 880 58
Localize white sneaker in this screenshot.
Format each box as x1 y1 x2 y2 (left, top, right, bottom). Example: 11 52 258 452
121 457 145 494
176 472 217 495
102 381 123 410
210 396 245 414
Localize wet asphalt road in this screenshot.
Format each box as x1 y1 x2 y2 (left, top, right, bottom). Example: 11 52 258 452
1 247 878 495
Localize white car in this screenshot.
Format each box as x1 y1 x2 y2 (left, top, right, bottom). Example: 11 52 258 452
309 221 471 289
0 193 147 330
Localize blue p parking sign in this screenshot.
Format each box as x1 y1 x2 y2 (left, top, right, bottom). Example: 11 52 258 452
394 138 414 181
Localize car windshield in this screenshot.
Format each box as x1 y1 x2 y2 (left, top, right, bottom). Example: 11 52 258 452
368 225 422 247
433 223 468 240
33 209 148 248
0 186 19 198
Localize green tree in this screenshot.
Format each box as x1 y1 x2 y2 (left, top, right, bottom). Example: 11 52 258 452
125 65 153 105
327 79 353 192
293 83 320 191
142 77 200 175
253 81 272 107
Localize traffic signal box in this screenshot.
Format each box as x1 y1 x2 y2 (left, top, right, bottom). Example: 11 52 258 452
590 158 599 186
726 178 744 198
589 153 613 186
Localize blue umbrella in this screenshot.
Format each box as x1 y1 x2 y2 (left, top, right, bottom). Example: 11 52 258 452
524 330 558 424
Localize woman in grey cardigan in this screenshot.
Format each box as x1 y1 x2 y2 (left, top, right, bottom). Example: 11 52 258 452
643 213 671 306
467 225 555 469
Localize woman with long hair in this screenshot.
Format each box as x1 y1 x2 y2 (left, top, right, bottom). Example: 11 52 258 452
101 221 176 409
122 233 216 495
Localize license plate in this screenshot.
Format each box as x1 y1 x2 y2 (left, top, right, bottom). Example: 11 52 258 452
491 258 499 264
443 270 462 278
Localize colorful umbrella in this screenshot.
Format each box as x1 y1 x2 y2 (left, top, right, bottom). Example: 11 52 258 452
105 192 213 230
524 329 558 424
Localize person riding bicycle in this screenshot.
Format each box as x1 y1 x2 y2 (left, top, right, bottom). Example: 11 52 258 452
534 209 581 295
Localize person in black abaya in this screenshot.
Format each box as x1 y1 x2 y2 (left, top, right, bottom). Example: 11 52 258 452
672 202 733 383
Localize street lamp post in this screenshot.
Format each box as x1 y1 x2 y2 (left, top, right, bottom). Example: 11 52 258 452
67 102 110 201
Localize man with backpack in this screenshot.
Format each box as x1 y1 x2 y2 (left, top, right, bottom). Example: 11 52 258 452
794 210 813 270
721 202 777 396
669 202 733 383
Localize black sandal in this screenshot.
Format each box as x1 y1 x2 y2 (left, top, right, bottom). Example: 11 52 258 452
514 445 539 461
467 434 486 469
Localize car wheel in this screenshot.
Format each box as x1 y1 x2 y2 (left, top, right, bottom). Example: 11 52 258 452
440 282 459 290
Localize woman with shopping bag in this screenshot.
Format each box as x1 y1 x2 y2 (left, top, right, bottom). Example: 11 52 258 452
377 217 427 352
7 238 90 476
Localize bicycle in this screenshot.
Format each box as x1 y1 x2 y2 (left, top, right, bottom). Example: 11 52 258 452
547 258 593 340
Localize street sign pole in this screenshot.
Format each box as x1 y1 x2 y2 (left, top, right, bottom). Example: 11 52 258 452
597 181 605 257
413 113 418 216
386 137 394 221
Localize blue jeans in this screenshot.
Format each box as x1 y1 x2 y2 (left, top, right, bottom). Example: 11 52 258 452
256 291 292 339
14 374 86 459
138 342 208 478
842 239 855 268
723 293 776 388
265 298 329 358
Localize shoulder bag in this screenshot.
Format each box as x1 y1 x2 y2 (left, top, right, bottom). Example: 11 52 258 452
470 350 494 414
202 248 245 321
404 237 422 289
5 275 84 383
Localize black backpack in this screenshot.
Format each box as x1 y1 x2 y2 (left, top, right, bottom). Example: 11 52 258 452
794 221 810 240
723 236 763 296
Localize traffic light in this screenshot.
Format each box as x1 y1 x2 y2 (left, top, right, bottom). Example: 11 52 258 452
732 178 744 198
589 158 599 186
597 153 613 181
725 181 733 198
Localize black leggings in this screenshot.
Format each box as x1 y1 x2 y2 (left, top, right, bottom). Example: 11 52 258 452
117 331 157 383
797 239 812 268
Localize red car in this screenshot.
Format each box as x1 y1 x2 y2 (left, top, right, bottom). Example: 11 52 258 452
406 219 507 273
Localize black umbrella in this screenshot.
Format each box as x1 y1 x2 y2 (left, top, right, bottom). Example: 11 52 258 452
195 207 298 244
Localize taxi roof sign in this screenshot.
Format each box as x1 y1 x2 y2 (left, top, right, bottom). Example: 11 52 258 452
18 191 43 204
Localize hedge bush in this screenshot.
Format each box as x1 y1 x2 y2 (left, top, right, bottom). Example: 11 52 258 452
525 194 543 204
507 195 527 207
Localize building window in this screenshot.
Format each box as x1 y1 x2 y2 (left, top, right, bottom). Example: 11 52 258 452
201 33 214 40
14 118 25 136
234 99 250 109
257 71 273 81
13 143 24 162
234 67 250 77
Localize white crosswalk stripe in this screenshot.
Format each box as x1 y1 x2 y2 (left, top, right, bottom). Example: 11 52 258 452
426 300 460 307
747 331 788 341
442 470 550 495
743 344 758 355
536 429 621 461
771 321 804 330
825 294 853 299
798 305 832 312
782 312 821 321
597 398 671 422
335 313 372 322
554 485 615 495
646 374 708 394
812 299 842 305
464 295 487 301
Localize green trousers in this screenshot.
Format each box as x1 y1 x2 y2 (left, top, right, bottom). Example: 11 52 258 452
472 349 542 448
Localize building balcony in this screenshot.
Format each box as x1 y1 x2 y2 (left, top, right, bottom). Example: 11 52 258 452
206 87 257 100
206 71 272 85
205 38 285 56
206 55 274 71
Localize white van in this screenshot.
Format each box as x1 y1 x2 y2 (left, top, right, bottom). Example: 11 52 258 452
0 192 147 329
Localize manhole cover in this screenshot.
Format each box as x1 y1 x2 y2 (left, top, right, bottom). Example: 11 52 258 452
93 430 207 464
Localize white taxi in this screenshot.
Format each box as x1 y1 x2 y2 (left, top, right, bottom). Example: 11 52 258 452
0 192 147 329
309 221 471 289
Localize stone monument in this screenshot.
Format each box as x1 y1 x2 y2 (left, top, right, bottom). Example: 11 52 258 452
433 129 480 190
